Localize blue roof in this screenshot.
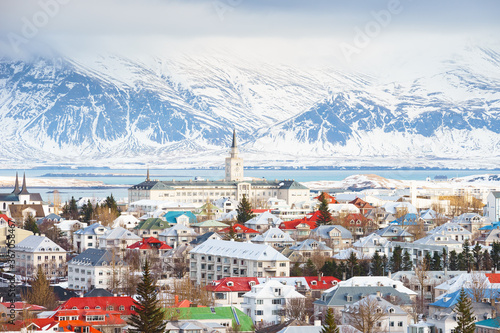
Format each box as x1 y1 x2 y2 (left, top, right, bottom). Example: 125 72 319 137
430 289 500 308
479 221 500 231
391 213 418 226
74 222 110 235
164 211 197 225
476 318 500 329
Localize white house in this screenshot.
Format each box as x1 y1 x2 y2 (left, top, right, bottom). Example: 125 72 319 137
352 233 391 257
67 248 127 291
112 214 140 229
73 222 110 253
245 211 282 232
251 227 295 249
158 224 199 248
241 280 305 325
14 235 66 279
98 227 142 251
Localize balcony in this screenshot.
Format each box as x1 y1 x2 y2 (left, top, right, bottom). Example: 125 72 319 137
264 265 277 271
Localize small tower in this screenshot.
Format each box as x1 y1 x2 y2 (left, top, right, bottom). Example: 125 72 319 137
146 168 150 182
225 129 244 182
18 173 30 205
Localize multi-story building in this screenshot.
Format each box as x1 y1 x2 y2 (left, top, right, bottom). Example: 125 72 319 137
189 239 290 285
14 235 67 279
486 191 500 223
73 222 110 253
241 280 304 325
98 226 142 252
128 131 310 206
68 248 127 291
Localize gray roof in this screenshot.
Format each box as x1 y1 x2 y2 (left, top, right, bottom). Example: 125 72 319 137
84 288 114 297
100 227 142 241
190 239 290 261
74 222 110 235
310 225 352 239
289 239 332 251
375 225 413 238
15 235 66 253
69 248 126 267
314 286 413 307
190 232 222 246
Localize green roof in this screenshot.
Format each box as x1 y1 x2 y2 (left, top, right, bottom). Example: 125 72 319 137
476 318 500 329
134 218 168 230
191 220 229 227
167 307 253 332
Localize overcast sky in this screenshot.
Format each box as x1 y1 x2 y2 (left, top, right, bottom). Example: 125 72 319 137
1 0 499 69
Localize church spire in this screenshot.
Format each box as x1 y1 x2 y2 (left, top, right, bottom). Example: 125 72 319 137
231 129 237 148
146 167 150 182
20 172 29 194
12 172 20 194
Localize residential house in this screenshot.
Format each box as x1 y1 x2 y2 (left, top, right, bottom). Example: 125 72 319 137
0 214 33 251
219 223 259 241
419 209 449 231
374 225 414 242
241 280 305 325
342 295 410 333
54 219 86 238
245 211 283 232
127 237 172 258
331 277 418 299
433 272 500 300
352 233 391 258
67 248 127 291
46 308 127 333
98 227 142 252
309 225 353 252
452 213 490 234
349 197 374 215
57 295 137 317
476 318 500 333
162 244 193 278
251 227 295 249
283 239 333 263
214 197 239 213
256 276 341 299
166 321 228 333
365 208 397 229
164 211 198 226
278 218 316 240
13 235 66 279
206 277 260 309
196 202 223 221
189 239 290 285
381 202 418 215
341 213 372 239
190 232 223 246
112 214 140 229
73 222 110 253
133 217 170 238
426 222 472 242
159 224 199 248
475 227 500 246
191 220 229 234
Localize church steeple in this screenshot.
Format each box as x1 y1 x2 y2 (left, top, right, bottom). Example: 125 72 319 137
20 173 29 194
12 172 20 194
146 168 150 182
225 129 243 182
231 129 237 148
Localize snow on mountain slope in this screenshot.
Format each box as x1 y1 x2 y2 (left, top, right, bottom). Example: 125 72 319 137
0 45 499 168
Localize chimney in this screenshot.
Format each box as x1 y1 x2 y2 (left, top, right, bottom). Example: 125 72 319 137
342 272 346 281
388 271 392 279
319 272 322 282
175 295 179 305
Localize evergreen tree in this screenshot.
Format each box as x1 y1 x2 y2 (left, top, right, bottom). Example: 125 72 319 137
389 245 403 273
320 308 340 333
449 250 459 270
321 260 338 278
81 199 94 222
402 251 413 271
453 289 476 333
24 215 39 234
316 192 333 226
128 260 166 333
482 250 492 271
472 243 482 271
338 262 347 279
371 251 384 276
236 195 255 223
105 194 118 211
491 242 500 270
23 266 57 310
382 254 388 276
458 253 466 271
304 259 318 276
442 248 448 270
346 251 358 279
431 251 442 271
461 239 472 272
290 262 303 277
423 252 432 268
62 196 79 220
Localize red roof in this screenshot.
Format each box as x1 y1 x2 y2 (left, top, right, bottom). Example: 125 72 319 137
54 308 125 326
304 276 341 290
127 237 172 250
28 318 59 331
252 209 271 214
344 213 368 222
486 273 500 283
0 302 46 311
279 218 316 231
205 277 260 292
314 192 338 204
219 224 259 234
58 296 136 316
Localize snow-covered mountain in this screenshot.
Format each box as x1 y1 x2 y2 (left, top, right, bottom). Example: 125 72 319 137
0 45 499 168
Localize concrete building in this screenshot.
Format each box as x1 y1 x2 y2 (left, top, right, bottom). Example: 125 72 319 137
14 235 66 279
73 222 110 253
189 239 290 285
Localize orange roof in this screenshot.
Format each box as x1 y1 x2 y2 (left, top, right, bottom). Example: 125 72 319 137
0 302 46 311
252 209 271 213
486 273 500 283
58 296 136 316
279 219 316 230
314 192 338 204
349 197 373 209
219 223 259 234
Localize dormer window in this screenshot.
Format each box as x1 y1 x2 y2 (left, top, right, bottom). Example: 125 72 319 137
311 281 317 285
227 282 234 287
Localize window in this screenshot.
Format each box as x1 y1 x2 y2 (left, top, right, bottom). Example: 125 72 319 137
272 299 282 305
390 322 394 327
279 263 286 267
257 299 263 305
119 306 125 311
398 322 403 327
255 310 263 316
238 292 245 298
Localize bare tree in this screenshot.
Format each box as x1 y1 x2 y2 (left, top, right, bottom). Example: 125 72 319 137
414 261 429 316
466 271 489 302
169 277 213 307
342 296 387 333
282 297 313 323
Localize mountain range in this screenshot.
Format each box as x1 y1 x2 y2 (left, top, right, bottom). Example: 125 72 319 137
0 45 499 169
